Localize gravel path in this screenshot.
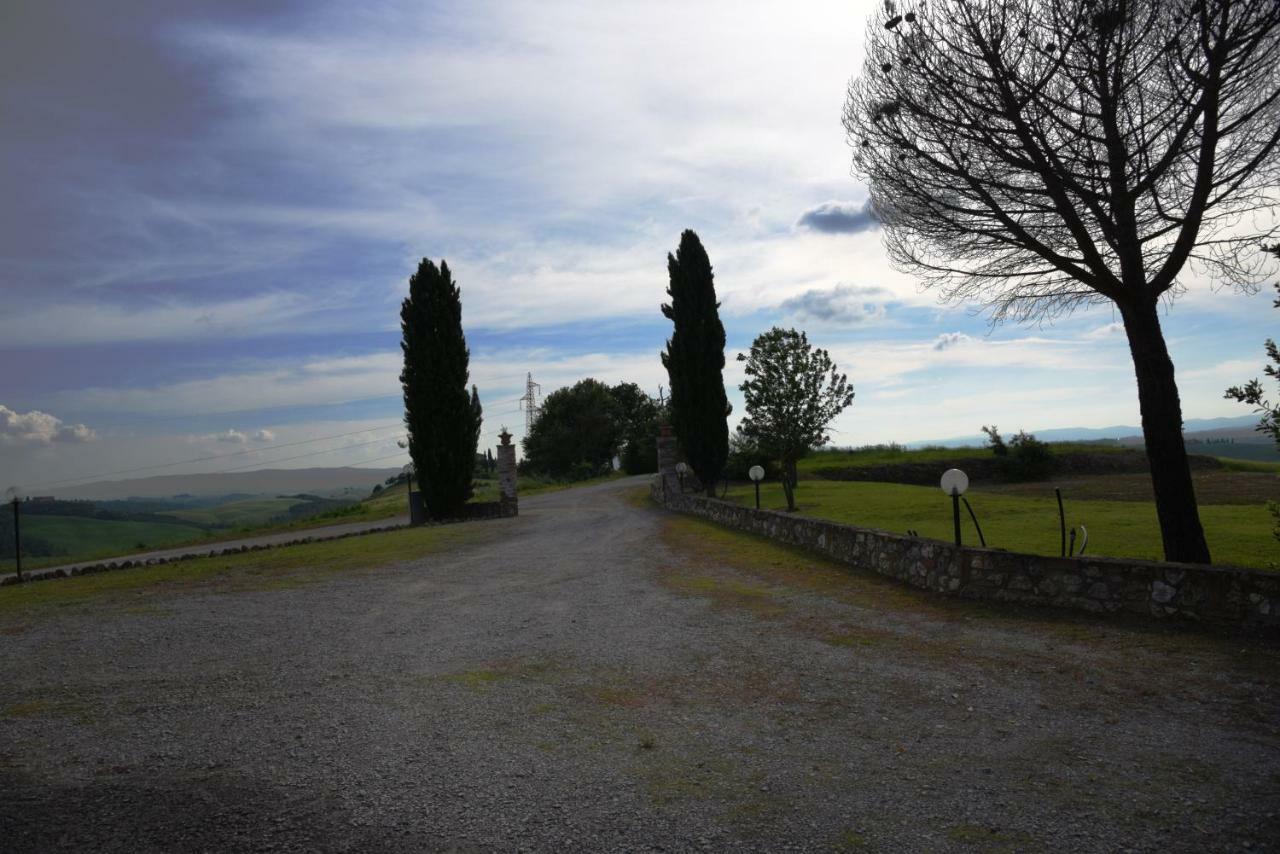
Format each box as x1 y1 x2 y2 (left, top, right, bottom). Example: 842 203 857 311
1 477 1277 852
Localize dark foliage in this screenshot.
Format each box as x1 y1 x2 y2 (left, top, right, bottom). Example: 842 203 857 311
612 382 663 475
1003 431 1056 482
845 0 1280 563
723 431 782 482
522 379 622 480
400 258 481 518
521 380 662 479
981 425 1008 457
661 230 730 496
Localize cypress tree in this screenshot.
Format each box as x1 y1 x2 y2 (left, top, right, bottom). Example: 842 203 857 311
470 384 483 460
400 259 480 517
661 230 730 495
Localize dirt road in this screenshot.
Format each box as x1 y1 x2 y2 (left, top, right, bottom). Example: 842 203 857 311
1 478 1276 852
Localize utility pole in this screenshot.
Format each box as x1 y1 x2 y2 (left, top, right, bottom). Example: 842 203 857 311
518 373 541 437
11 498 21 582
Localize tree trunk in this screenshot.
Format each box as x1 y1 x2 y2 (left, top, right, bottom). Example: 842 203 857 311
1119 298 1211 564
781 459 798 511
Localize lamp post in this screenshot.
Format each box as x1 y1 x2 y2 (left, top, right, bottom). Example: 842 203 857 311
675 461 688 493
748 465 765 510
939 468 969 547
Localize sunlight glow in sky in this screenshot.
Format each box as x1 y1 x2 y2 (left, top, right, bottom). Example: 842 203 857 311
1 0 1276 490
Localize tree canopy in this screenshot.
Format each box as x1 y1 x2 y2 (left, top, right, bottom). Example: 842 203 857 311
737 327 855 511
661 230 730 495
400 258 481 518
521 380 662 479
844 0 1280 563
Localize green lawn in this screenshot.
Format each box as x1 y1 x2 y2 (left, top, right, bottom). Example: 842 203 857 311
724 480 1276 570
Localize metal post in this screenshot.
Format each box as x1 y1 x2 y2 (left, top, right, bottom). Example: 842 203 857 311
754 481 761 510
951 489 962 547
1055 488 1066 557
961 497 986 548
12 498 22 582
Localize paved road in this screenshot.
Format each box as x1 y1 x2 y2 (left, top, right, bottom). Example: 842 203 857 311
1 477 1277 852
4 514 412 581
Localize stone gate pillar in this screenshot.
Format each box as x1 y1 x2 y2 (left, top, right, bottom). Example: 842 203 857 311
497 429 518 515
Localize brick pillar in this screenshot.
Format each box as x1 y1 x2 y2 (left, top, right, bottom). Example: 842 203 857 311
497 429 518 515
657 424 679 496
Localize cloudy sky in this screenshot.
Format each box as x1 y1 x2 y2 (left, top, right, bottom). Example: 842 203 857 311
1 0 1276 492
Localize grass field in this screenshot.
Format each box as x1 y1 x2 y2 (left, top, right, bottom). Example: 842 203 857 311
160 497 308 527
0 521 494 615
724 480 1276 570
796 441 1136 473
10 517 207 566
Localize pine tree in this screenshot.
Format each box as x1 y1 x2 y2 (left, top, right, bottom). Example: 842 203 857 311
661 230 730 495
400 259 480 517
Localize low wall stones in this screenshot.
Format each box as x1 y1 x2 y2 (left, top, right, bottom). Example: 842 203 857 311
651 476 1280 635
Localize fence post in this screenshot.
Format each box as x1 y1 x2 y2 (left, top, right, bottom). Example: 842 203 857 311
12 498 22 583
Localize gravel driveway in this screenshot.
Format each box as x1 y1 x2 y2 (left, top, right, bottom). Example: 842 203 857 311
1 477 1277 852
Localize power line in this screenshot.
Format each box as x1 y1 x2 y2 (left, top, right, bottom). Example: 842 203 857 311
217 434 406 472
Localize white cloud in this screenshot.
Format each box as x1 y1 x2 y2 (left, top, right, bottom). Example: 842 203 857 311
0 405 95 446
0 292 345 349
932 332 973 351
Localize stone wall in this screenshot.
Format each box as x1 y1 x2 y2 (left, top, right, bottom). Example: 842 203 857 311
453 501 517 521
651 477 1280 635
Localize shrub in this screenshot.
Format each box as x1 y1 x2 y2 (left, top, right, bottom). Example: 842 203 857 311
1003 430 1055 481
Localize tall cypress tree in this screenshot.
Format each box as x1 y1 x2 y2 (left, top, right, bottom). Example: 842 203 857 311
661 230 730 495
400 259 479 517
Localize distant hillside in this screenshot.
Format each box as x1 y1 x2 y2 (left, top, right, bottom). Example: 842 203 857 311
49 467 403 501
909 415 1263 449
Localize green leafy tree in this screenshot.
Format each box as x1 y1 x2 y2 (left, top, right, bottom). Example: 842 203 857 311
736 328 855 511
612 382 662 475
1226 247 1280 448
1226 245 1280 542
400 258 480 517
661 230 730 495
522 379 622 480
845 0 1280 563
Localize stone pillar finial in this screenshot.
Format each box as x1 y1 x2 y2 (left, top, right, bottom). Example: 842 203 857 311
499 428 512 446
